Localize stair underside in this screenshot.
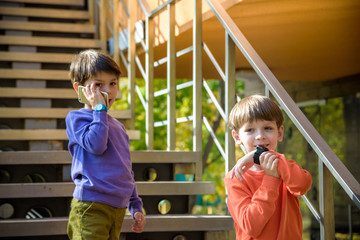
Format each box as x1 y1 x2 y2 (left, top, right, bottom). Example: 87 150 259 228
0 215 234 237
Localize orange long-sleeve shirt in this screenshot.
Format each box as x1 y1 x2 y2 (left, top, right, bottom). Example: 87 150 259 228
224 153 312 240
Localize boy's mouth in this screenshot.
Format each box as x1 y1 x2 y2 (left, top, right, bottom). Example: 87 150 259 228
255 144 269 148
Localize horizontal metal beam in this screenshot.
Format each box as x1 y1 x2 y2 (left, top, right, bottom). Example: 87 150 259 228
0 181 215 198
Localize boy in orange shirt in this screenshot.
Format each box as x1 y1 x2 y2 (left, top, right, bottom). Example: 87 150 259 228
224 95 312 240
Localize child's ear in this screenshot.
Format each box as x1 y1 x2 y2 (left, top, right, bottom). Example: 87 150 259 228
232 130 242 145
278 125 284 142
73 82 80 94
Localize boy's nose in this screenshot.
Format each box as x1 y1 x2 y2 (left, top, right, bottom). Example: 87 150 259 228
101 85 109 93
255 130 265 139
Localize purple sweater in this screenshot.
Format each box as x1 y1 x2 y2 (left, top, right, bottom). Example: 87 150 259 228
65 108 143 217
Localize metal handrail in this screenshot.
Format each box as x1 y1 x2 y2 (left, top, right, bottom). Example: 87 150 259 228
206 0 360 209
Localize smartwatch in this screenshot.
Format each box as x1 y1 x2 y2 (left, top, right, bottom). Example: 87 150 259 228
253 145 269 164
94 103 108 112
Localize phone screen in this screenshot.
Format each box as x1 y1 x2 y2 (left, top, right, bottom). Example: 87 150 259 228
78 86 109 107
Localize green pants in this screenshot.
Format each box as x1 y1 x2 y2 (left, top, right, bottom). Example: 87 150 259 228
67 198 126 240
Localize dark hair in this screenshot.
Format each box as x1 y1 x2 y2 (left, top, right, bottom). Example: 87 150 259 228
228 95 284 131
69 49 121 85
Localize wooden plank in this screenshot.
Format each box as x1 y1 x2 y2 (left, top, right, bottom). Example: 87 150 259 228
0 69 69 80
0 21 95 34
0 6 89 20
0 215 234 237
0 51 74 63
0 129 139 141
0 150 200 165
0 108 130 119
0 0 84 6
0 88 122 99
0 36 103 49
0 88 78 99
0 181 215 198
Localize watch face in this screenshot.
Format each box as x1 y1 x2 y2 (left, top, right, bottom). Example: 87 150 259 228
95 104 107 111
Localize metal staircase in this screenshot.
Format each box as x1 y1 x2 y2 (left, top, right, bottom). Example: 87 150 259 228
0 0 233 239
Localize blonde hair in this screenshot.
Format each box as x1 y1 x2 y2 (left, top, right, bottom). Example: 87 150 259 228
228 95 284 131
69 49 121 85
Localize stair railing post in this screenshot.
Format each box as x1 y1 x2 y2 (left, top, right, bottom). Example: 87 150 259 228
100 0 107 52
128 0 136 130
88 0 95 24
145 15 154 150
225 32 235 176
319 158 335 240
113 0 120 65
193 0 202 180
167 2 176 150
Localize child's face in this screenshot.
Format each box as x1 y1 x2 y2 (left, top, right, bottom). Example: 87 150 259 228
233 119 284 153
84 71 119 108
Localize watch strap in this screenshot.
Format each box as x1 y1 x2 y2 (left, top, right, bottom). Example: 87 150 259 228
95 103 108 112
253 145 269 164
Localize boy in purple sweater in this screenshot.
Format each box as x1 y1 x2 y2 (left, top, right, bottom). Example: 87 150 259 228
66 49 145 239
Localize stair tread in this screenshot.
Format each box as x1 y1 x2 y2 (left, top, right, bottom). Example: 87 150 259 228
0 129 140 141
0 6 89 19
0 35 103 48
0 51 74 63
0 215 234 236
0 69 70 80
0 181 215 198
0 21 95 33
0 150 200 164
0 108 131 119
0 87 121 99
1 0 84 6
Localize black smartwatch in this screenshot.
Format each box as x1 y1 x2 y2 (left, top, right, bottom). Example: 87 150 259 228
253 145 269 164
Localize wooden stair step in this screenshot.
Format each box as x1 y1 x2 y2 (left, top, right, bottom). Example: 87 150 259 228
0 87 76 99
0 87 122 99
0 215 234 237
0 51 74 63
0 108 130 119
1 0 84 6
0 36 103 48
0 69 70 80
0 150 200 165
0 181 215 198
0 21 95 34
0 129 140 141
0 6 89 20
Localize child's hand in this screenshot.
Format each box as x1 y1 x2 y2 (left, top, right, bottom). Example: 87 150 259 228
230 150 256 181
132 212 146 233
82 83 107 109
259 151 280 178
